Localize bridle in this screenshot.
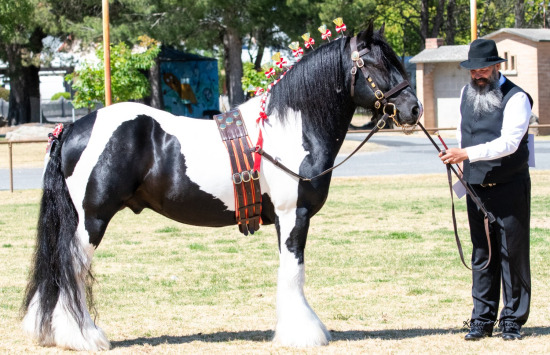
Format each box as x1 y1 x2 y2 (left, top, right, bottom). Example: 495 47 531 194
251 35 419 182
349 36 415 133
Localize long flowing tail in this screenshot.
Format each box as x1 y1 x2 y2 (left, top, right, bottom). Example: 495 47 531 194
20 125 104 349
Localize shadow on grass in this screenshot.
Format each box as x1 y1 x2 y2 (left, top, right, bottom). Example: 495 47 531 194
111 326 550 348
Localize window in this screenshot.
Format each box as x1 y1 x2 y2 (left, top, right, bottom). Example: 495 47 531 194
501 51 517 75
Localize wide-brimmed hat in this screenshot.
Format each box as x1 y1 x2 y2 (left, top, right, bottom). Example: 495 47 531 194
460 39 507 70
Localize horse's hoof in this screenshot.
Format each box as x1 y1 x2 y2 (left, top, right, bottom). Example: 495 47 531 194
273 320 331 347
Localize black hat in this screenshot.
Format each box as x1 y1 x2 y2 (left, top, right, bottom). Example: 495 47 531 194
460 39 507 70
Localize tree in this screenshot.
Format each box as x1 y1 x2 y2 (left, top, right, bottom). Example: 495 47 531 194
0 0 53 125
66 36 160 108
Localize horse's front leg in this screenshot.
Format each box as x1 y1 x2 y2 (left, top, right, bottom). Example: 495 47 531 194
273 207 331 347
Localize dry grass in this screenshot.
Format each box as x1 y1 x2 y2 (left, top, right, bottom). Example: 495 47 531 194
1 172 549 354
0 142 47 169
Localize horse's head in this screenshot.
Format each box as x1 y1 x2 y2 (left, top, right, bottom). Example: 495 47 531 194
347 22 422 132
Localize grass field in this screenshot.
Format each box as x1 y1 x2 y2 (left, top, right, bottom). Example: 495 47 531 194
0 172 549 354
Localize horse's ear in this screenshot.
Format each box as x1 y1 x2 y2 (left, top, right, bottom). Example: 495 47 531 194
357 19 375 47
379 23 385 36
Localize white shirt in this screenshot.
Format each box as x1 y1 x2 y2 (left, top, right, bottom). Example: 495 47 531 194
456 74 531 162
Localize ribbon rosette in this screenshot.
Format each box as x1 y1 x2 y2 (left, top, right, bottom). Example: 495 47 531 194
289 41 303 58
264 67 276 79
302 33 315 49
272 52 288 69
46 123 64 152
318 25 332 41
333 17 347 34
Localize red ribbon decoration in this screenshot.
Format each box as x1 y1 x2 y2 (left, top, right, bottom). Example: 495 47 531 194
304 38 315 49
321 29 332 41
292 48 304 57
46 123 64 152
275 57 288 69
264 67 275 79
254 87 264 96
335 24 347 33
253 65 293 173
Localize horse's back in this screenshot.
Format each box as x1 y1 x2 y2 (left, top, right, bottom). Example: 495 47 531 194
61 103 237 233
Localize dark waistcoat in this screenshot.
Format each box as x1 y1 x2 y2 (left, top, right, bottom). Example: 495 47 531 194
460 78 531 184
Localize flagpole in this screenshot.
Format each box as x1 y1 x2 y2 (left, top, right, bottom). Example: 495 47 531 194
470 0 477 41
102 0 112 106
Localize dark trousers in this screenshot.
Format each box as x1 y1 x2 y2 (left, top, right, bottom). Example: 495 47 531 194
467 176 531 326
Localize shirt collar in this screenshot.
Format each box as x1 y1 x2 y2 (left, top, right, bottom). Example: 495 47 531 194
498 72 506 87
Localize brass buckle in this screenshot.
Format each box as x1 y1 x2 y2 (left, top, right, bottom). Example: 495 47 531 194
251 170 260 180
383 102 397 118
376 119 386 129
356 58 364 68
374 90 384 100
233 173 242 184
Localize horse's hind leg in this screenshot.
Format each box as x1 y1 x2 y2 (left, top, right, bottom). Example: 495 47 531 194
273 208 331 347
22 177 111 350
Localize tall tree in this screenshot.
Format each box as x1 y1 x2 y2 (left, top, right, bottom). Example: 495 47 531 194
514 0 526 27
0 1 52 125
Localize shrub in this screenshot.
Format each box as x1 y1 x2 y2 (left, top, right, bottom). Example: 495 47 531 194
0 87 9 101
51 92 71 100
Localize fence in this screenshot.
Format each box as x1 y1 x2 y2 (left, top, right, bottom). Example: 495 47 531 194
41 98 103 123
0 98 102 123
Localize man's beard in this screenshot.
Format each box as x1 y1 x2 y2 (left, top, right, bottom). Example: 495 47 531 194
466 69 503 116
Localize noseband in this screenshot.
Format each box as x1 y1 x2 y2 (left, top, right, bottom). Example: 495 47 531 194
349 36 412 130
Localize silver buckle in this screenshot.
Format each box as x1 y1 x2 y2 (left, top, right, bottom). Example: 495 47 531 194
233 173 242 184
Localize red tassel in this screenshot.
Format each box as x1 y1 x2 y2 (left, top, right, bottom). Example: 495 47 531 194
253 130 263 172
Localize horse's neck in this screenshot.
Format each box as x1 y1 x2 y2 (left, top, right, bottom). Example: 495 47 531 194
287 106 355 163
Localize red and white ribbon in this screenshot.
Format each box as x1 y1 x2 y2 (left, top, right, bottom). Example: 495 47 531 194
304 38 315 49
275 57 288 69
336 24 346 33
254 87 264 96
292 48 304 57
321 29 332 41
46 123 64 152
264 67 275 79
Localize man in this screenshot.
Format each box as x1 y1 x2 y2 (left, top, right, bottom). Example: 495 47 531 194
439 38 532 341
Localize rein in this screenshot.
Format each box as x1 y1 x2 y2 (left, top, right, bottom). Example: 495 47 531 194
253 35 412 182
418 122 495 271
253 113 390 182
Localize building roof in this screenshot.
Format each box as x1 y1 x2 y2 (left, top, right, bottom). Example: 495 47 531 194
409 45 468 64
484 28 550 42
410 28 550 64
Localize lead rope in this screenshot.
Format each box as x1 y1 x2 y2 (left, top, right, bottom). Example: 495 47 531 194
418 122 494 271
252 113 390 182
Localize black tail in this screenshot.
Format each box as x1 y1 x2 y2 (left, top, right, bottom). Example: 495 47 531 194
21 124 93 343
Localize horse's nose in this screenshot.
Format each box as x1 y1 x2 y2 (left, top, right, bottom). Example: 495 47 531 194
412 102 423 120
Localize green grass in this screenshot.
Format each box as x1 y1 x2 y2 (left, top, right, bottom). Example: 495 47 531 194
0 172 549 354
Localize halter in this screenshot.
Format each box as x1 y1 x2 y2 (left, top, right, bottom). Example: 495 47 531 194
349 36 413 132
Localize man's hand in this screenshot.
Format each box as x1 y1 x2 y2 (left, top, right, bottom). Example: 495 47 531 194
439 148 468 165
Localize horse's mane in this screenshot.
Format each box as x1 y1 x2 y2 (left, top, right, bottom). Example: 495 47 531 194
266 31 408 134
266 38 349 136
365 31 409 81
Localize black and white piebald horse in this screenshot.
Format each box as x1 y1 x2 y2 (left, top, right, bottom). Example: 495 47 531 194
22 23 421 350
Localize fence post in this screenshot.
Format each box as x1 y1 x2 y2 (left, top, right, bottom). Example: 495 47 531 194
9 142 13 192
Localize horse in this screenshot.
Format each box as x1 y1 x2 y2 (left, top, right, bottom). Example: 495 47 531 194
21 22 421 350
